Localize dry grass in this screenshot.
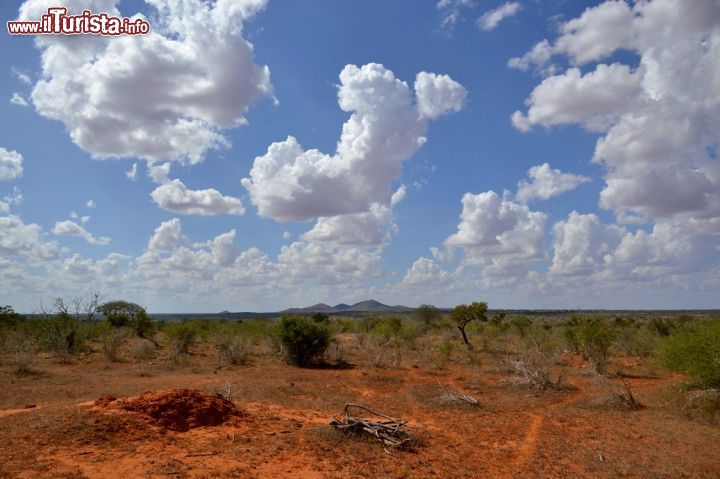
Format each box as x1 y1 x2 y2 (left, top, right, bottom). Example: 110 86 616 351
0 328 719 478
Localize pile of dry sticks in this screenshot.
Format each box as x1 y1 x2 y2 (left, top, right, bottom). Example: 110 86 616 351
330 403 413 449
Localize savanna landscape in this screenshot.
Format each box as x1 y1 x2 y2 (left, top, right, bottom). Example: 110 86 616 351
1 297 719 478
3 0 720 478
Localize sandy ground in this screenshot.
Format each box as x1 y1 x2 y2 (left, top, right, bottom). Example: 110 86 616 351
1 340 718 478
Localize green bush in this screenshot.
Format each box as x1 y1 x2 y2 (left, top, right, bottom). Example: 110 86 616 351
39 312 88 356
276 316 331 367
510 316 532 338
415 304 441 330
435 340 455 369
0 305 24 329
647 317 675 337
657 320 720 388
311 313 330 324
165 322 198 356
577 318 616 375
616 323 659 357
332 318 357 334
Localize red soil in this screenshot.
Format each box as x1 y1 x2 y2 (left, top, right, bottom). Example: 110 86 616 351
94 388 243 432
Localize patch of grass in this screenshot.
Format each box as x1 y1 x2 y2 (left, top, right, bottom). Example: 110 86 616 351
657 319 720 388
214 334 252 366
102 328 131 362
3 336 40 376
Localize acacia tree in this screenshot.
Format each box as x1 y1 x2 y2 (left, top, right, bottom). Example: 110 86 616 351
450 301 488 349
96 300 156 344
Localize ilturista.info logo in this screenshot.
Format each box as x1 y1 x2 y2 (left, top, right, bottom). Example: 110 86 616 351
7 7 150 36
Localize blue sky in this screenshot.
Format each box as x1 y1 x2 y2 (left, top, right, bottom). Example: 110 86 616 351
1 0 719 312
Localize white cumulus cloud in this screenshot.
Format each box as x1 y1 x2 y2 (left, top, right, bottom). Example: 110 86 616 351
0 147 23 181
10 93 28 107
0 188 23 214
19 0 272 164
52 220 111 245
444 191 547 277
477 2 522 31
512 0 720 227
301 203 395 246
511 63 643 133
0 214 59 259
516 163 591 202
549 212 625 276
242 63 466 222
150 179 245 216
125 163 138 181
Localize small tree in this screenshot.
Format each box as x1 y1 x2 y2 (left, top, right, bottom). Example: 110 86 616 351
415 304 441 330
450 301 488 349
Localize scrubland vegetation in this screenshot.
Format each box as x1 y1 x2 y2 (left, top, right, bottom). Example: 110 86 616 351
1 297 719 477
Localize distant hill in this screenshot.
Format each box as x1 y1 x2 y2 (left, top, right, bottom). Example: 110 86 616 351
280 299 415 315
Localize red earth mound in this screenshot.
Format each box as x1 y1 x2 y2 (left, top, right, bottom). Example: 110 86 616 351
94 388 243 432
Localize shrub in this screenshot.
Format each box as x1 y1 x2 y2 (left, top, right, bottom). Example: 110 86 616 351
328 339 344 365
133 339 156 362
166 323 198 357
0 305 24 330
435 340 455 370
508 333 562 390
490 312 506 327
510 316 532 338
2 335 39 376
103 328 131 362
311 313 330 324
577 318 616 375
359 333 390 368
39 312 87 357
657 320 720 388
276 316 331 367
616 324 659 357
648 317 675 337
415 304 441 330
215 334 251 365
332 318 356 334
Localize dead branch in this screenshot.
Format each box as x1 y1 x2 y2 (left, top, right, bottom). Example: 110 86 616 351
330 403 413 449
437 381 479 406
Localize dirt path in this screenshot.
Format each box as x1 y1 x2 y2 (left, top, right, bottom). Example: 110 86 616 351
512 380 588 473
0 405 42 418
514 413 544 469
